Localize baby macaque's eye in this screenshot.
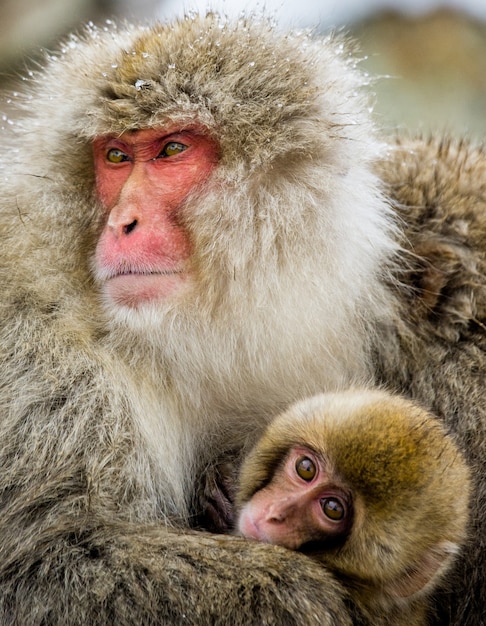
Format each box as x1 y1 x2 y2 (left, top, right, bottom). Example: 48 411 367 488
295 456 316 481
321 497 345 521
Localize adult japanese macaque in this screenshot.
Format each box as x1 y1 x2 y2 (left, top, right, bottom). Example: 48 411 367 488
237 390 471 626
0 11 485 626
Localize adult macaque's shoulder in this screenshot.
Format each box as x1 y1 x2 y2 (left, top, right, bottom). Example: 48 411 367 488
379 136 486 338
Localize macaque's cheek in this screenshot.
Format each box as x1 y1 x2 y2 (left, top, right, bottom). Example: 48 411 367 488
95 171 126 210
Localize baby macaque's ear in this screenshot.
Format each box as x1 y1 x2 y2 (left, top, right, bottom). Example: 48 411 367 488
385 541 459 598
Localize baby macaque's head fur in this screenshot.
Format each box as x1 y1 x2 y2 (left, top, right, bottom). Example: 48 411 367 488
238 390 471 598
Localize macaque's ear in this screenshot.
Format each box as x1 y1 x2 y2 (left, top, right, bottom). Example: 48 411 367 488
385 541 459 598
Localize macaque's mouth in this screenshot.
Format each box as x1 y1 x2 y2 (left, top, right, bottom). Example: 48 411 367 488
96 265 187 281
111 269 185 278
102 270 189 306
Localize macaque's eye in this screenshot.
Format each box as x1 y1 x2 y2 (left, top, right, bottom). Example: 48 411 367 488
159 142 187 157
106 148 130 163
295 456 316 481
321 497 345 521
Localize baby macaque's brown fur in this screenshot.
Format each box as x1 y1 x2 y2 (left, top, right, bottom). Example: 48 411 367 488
237 390 471 626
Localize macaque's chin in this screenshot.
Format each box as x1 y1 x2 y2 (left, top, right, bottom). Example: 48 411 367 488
102 272 190 308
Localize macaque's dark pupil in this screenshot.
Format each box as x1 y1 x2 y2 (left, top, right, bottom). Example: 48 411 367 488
321 498 345 521
296 457 316 481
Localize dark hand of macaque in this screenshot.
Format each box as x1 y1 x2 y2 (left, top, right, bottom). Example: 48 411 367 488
238 446 351 550
193 455 239 534
93 129 218 307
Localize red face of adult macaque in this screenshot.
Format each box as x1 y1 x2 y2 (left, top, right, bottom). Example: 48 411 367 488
93 128 219 308
237 447 351 551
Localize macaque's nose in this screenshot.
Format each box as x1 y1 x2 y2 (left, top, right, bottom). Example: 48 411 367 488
266 499 295 523
107 205 140 238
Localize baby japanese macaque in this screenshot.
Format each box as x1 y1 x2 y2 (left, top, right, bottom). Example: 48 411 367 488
237 390 471 625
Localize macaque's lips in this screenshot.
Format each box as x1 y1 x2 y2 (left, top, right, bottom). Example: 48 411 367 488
111 269 184 278
103 269 189 306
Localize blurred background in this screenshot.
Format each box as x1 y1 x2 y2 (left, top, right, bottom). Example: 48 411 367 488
1 0 486 137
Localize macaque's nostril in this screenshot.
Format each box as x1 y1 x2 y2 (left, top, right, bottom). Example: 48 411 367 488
123 220 137 235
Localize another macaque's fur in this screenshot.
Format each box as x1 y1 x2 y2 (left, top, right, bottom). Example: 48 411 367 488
0 12 484 626
237 390 471 626
375 136 486 624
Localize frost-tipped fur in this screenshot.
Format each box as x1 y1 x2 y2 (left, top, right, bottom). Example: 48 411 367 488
0 12 485 626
